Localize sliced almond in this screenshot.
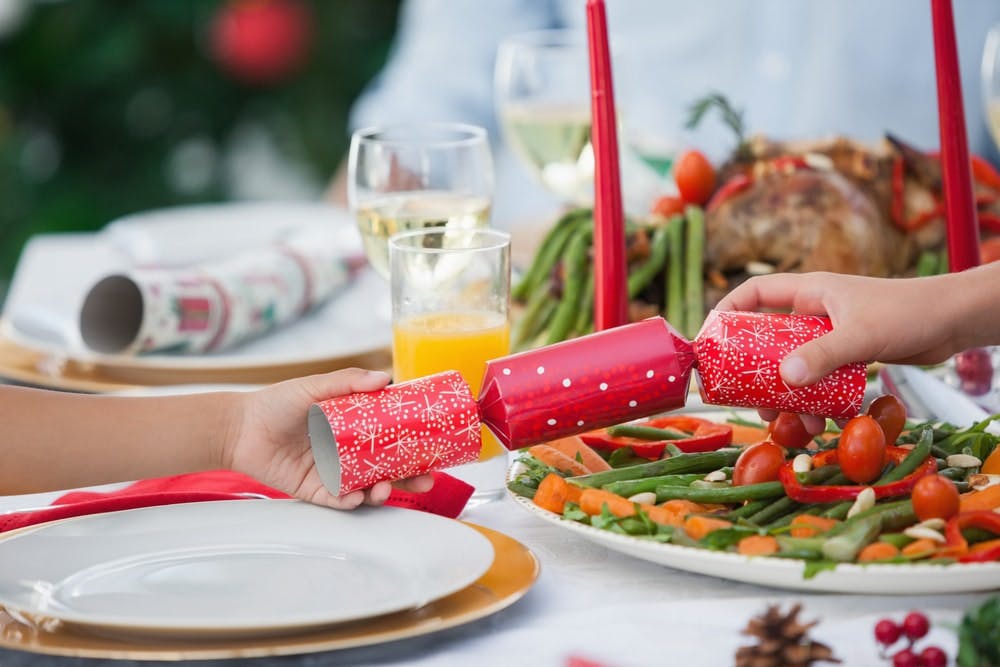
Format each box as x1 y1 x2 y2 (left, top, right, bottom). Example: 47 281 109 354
745 261 776 276
946 454 982 468
703 470 728 483
903 525 946 543
627 492 657 505
915 518 946 531
803 153 834 170
792 454 812 474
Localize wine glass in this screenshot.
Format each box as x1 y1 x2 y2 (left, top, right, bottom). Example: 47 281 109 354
347 123 494 279
984 24 1000 150
494 29 594 205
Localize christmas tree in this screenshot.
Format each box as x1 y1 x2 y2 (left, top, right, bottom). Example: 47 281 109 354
0 0 400 296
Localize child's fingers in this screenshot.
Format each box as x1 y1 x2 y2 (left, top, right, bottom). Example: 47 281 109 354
394 474 435 494
300 368 391 401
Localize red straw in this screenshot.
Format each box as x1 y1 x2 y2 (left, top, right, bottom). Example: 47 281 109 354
930 0 981 272
586 0 627 330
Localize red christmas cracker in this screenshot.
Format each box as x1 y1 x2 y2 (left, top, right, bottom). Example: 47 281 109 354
694 310 867 419
478 318 696 450
308 371 481 495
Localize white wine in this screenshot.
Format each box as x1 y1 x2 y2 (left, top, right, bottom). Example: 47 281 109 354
355 192 491 278
989 100 1000 151
500 103 593 203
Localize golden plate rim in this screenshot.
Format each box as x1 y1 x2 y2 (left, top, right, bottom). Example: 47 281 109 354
0 521 538 660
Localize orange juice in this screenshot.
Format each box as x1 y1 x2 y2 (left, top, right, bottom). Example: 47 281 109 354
392 311 510 459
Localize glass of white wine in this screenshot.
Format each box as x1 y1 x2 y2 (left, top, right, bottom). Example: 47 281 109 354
495 29 594 205
347 123 494 279
983 23 1000 150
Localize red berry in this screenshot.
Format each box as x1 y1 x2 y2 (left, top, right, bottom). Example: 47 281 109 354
874 618 902 646
210 0 312 85
920 646 947 667
892 648 920 667
902 611 931 641
954 348 994 396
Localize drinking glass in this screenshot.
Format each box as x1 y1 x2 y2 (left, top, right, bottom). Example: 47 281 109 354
983 23 1000 151
347 123 494 279
389 228 511 505
495 29 594 205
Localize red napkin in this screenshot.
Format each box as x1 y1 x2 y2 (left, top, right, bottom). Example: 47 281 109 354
0 470 474 534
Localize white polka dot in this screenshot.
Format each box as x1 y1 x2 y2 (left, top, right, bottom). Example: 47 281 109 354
502 368 511 376
562 378 572 388
668 375 676 382
537 366 545 375
646 370 654 379
577 420 584 427
599 382 608 391
547 418 557 426
629 400 637 407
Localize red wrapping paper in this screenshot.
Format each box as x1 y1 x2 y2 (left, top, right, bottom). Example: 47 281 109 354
478 318 695 450
308 371 482 495
694 310 867 419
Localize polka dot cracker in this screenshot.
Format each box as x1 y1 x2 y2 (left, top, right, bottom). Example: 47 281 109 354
307 371 481 495
477 317 696 450
693 310 867 419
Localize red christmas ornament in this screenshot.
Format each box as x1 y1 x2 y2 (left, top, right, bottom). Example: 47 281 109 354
209 0 312 85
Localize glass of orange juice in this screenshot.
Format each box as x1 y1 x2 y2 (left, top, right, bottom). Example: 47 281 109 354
389 228 511 505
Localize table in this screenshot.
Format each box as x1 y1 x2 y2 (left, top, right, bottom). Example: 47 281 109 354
0 480 991 667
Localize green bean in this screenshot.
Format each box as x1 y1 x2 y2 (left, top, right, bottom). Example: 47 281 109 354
655 481 785 504
606 424 689 440
666 215 685 332
568 449 741 488
511 287 555 349
726 499 771 521
628 222 672 298
512 208 589 301
683 205 705 339
877 533 914 550
546 228 593 344
601 473 708 498
748 467 842 526
573 270 595 336
822 515 881 562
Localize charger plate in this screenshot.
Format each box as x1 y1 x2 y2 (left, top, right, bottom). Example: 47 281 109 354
0 521 538 660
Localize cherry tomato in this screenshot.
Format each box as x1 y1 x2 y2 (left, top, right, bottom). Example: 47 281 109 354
767 412 814 449
836 415 887 484
867 394 907 445
911 474 961 521
732 441 786 486
673 150 716 205
651 195 685 218
981 236 1000 264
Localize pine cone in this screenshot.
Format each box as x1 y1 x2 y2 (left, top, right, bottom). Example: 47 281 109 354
735 604 841 667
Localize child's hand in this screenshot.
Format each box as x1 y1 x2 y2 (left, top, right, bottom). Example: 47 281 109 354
223 368 433 509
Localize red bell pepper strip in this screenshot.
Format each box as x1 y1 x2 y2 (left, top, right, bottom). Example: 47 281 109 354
980 213 1000 234
705 174 753 213
779 446 937 503
942 510 1000 561
580 416 733 459
971 155 1000 191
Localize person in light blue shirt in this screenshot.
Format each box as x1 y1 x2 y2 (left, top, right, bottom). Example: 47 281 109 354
345 0 1000 227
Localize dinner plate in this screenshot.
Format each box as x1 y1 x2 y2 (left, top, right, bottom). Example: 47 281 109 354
507 451 1000 596
1 203 392 377
0 500 494 639
0 522 538 660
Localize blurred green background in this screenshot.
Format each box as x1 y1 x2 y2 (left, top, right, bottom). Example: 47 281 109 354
0 0 401 298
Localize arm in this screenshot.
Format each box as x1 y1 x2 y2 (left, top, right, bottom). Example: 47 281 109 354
717 264 1000 386
0 369 431 507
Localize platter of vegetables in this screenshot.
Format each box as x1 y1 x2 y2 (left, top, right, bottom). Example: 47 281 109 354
506 395 1000 593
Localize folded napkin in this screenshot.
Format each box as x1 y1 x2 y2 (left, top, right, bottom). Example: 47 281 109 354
0 470 473 534
78 226 364 355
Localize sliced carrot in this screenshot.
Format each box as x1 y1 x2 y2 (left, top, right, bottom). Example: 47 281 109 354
970 538 1000 555
737 535 779 556
857 541 901 562
982 447 1000 475
683 515 733 541
901 538 939 559
528 444 591 477
579 488 636 518
644 499 713 527
533 473 582 515
959 485 1000 513
544 435 612 473
728 423 770 446
789 515 840 538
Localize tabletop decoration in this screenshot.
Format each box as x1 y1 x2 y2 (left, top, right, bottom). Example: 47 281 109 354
479 311 865 450
735 603 840 667
308 371 482 495
78 226 360 355
585 0 628 331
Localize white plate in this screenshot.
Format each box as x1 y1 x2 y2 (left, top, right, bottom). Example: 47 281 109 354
1 203 392 370
0 500 494 638
507 462 1000 595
